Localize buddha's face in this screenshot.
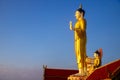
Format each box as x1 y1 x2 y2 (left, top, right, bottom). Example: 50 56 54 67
94 53 98 58
75 11 81 20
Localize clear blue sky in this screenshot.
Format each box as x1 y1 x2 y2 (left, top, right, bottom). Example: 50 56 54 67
0 0 120 80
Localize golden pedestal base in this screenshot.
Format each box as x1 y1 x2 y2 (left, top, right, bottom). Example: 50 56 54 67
67 73 87 80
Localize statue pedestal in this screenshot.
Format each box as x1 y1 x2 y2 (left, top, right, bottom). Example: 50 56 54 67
67 73 87 80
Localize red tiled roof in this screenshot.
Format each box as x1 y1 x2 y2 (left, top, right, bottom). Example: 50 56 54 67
86 59 120 80
43 59 120 80
44 68 78 80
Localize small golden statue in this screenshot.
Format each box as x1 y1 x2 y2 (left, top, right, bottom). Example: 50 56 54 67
86 48 103 74
93 50 102 69
69 4 87 75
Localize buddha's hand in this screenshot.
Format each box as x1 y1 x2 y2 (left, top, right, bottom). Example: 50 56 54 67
69 21 73 30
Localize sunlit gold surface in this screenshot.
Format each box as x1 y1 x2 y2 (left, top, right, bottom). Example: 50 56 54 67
69 10 87 75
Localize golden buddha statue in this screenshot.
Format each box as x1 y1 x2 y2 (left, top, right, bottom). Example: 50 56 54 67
69 5 87 75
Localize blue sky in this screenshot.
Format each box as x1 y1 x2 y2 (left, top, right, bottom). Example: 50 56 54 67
0 0 120 80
